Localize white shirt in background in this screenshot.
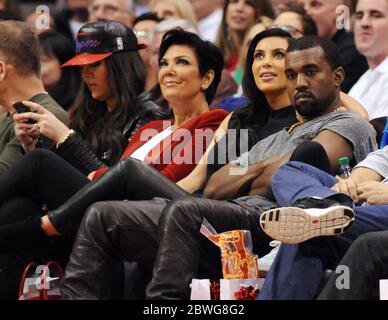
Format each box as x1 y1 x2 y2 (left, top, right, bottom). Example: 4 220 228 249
197 8 223 43
349 57 388 120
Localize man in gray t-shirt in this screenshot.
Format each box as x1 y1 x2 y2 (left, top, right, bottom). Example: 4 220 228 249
237 110 375 168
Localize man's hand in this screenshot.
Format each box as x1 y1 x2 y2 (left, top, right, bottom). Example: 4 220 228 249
357 181 388 205
332 176 360 202
203 161 267 200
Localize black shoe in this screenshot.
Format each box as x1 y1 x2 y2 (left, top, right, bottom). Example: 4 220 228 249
259 198 355 244
292 197 347 209
0 216 47 254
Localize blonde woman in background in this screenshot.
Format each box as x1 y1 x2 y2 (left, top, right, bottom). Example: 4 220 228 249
149 0 198 27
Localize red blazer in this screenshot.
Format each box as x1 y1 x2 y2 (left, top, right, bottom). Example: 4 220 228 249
93 109 229 182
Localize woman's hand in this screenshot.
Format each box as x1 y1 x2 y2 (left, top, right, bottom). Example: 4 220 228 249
340 92 369 120
357 181 388 205
41 215 60 236
13 118 39 152
87 171 96 180
13 101 71 144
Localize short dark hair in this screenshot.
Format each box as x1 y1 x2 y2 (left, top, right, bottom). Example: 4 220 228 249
158 28 224 104
0 20 40 76
133 12 163 26
285 4 318 36
287 35 342 70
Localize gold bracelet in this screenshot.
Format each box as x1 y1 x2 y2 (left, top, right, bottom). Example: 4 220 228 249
56 129 75 149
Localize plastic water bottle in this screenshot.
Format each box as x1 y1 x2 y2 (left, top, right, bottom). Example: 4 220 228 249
338 156 352 179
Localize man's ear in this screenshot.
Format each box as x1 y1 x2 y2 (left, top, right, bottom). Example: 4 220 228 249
333 66 345 88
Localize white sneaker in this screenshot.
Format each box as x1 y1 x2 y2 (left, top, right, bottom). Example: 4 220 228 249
258 240 281 272
259 206 355 244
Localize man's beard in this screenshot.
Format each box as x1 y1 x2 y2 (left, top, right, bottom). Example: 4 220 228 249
294 100 329 119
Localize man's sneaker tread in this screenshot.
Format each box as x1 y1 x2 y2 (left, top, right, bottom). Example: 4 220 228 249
259 206 354 244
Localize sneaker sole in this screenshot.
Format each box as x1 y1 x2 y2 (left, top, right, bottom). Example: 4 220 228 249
259 206 355 244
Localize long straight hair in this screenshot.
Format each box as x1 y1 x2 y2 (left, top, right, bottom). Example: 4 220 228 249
70 50 147 165
230 28 292 149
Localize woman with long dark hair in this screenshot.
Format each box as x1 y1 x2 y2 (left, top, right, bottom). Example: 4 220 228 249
16 20 169 172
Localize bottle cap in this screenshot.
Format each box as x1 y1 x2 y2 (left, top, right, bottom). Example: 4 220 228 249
338 156 349 165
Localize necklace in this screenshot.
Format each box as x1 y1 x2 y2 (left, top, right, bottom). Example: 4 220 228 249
287 105 346 134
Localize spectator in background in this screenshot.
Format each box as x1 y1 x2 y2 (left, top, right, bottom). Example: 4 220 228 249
39 30 82 113
87 0 135 26
216 0 275 75
55 0 92 40
0 0 21 19
148 0 198 27
134 0 151 16
300 0 368 92
189 0 224 42
272 4 317 38
348 0 388 120
270 0 299 15
25 10 56 35
133 12 163 90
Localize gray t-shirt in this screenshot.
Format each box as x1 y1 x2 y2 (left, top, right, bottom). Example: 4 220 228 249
355 145 388 179
234 110 377 167
232 110 377 212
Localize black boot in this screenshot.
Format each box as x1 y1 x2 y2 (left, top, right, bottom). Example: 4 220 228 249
0 216 47 254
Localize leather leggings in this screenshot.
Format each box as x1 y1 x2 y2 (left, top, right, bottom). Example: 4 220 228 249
61 197 271 300
49 156 188 235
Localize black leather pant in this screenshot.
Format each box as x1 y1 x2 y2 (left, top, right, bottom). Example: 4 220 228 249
48 153 188 235
61 197 271 300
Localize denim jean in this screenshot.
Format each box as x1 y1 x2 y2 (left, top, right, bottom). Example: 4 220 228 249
259 161 388 300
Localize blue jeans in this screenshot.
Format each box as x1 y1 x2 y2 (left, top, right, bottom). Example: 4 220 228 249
259 161 388 300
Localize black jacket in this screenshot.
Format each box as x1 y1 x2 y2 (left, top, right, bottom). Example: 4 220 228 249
56 93 171 175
